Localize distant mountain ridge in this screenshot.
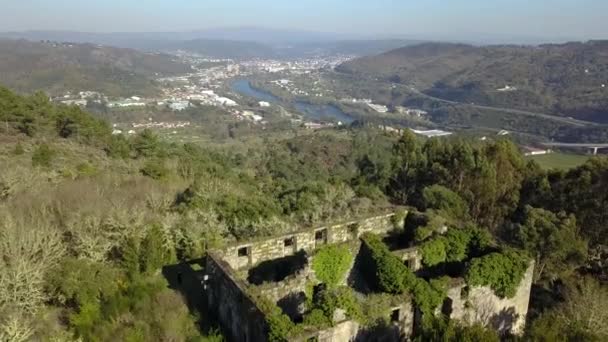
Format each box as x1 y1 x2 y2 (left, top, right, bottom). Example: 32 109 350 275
0 39 192 97
338 41 608 123
0 29 425 58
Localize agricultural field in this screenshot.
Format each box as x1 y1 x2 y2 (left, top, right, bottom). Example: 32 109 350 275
527 152 591 170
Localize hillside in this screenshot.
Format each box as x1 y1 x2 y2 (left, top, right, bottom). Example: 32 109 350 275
1 83 608 341
337 41 608 123
172 39 275 59
0 39 192 97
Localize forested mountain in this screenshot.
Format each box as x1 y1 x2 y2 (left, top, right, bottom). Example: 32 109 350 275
1 83 608 341
171 39 276 59
0 39 192 97
338 41 608 123
1 31 424 59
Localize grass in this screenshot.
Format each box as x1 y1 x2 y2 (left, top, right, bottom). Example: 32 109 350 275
527 152 590 170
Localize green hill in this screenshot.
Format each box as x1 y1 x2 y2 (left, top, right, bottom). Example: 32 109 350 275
0 39 192 97
337 41 608 123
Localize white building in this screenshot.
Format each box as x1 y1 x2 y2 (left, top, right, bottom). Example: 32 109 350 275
61 99 87 106
217 97 238 106
169 101 190 111
368 103 389 113
107 100 146 108
259 101 271 107
523 147 552 156
411 129 452 138
397 107 428 117
497 85 517 92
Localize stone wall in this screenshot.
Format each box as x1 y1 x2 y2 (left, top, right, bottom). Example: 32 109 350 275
204 209 534 341
392 247 422 272
293 320 361 342
256 266 312 304
205 252 268 342
446 262 535 335
219 213 401 271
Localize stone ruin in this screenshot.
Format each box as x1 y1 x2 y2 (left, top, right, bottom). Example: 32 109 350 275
202 210 534 341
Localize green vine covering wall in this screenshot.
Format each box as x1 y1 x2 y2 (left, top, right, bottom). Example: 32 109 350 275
361 233 448 316
312 245 353 287
419 226 494 267
465 249 530 298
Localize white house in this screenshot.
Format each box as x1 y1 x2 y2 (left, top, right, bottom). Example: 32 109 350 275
169 101 190 111
368 103 389 113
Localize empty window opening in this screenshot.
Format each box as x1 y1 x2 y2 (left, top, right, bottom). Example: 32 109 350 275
315 229 327 245
391 309 400 322
238 246 250 257
284 237 295 247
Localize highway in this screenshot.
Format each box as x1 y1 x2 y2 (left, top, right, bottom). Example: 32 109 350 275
542 142 608 148
404 85 599 127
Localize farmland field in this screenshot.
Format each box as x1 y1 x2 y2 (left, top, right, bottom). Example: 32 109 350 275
527 152 591 170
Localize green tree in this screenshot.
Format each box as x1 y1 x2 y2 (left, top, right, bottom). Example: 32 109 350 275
415 316 499 342
422 185 470 222
528 278 608 341
132 129 161 158
514 206 587 282
140 226 172 274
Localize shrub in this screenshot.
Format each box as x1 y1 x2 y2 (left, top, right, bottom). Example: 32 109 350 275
140 159 170 180
76 162 97 177
465 250 529 298
362 234 412 293
361 234 447 316
318 287 363 323
443 229 472 262
420 237 447 267
31 143 55 167
414 213 447 242
312 245 353 287
303 309 330 328
256 296 301 342
105 134 131 159
419 226 491 267
12 143 24 155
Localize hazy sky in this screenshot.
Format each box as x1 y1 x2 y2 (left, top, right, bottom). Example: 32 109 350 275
2 0 607 40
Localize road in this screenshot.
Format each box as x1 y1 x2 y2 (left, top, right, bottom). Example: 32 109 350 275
542 142 608 148
405 86 598 127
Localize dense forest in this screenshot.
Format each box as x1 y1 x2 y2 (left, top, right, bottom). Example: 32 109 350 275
338 41 608 123
1 85 607 341
0 39 191 97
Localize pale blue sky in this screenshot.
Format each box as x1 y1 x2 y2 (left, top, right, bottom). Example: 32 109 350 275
2 0 607 40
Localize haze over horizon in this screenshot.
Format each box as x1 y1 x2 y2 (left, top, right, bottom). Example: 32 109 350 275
2 0 607 43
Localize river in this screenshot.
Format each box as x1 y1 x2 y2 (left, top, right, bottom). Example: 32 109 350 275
231 79 355 124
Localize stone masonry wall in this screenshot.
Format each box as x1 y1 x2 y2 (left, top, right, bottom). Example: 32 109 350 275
205 252 268 342
446 262 535 335
219 213 402 271
257 240 362 319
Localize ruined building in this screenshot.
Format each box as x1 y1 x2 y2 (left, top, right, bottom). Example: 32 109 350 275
203 210 534 341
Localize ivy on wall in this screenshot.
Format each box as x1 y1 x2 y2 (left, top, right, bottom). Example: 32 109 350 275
312 245 353 287
465 249 530 298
